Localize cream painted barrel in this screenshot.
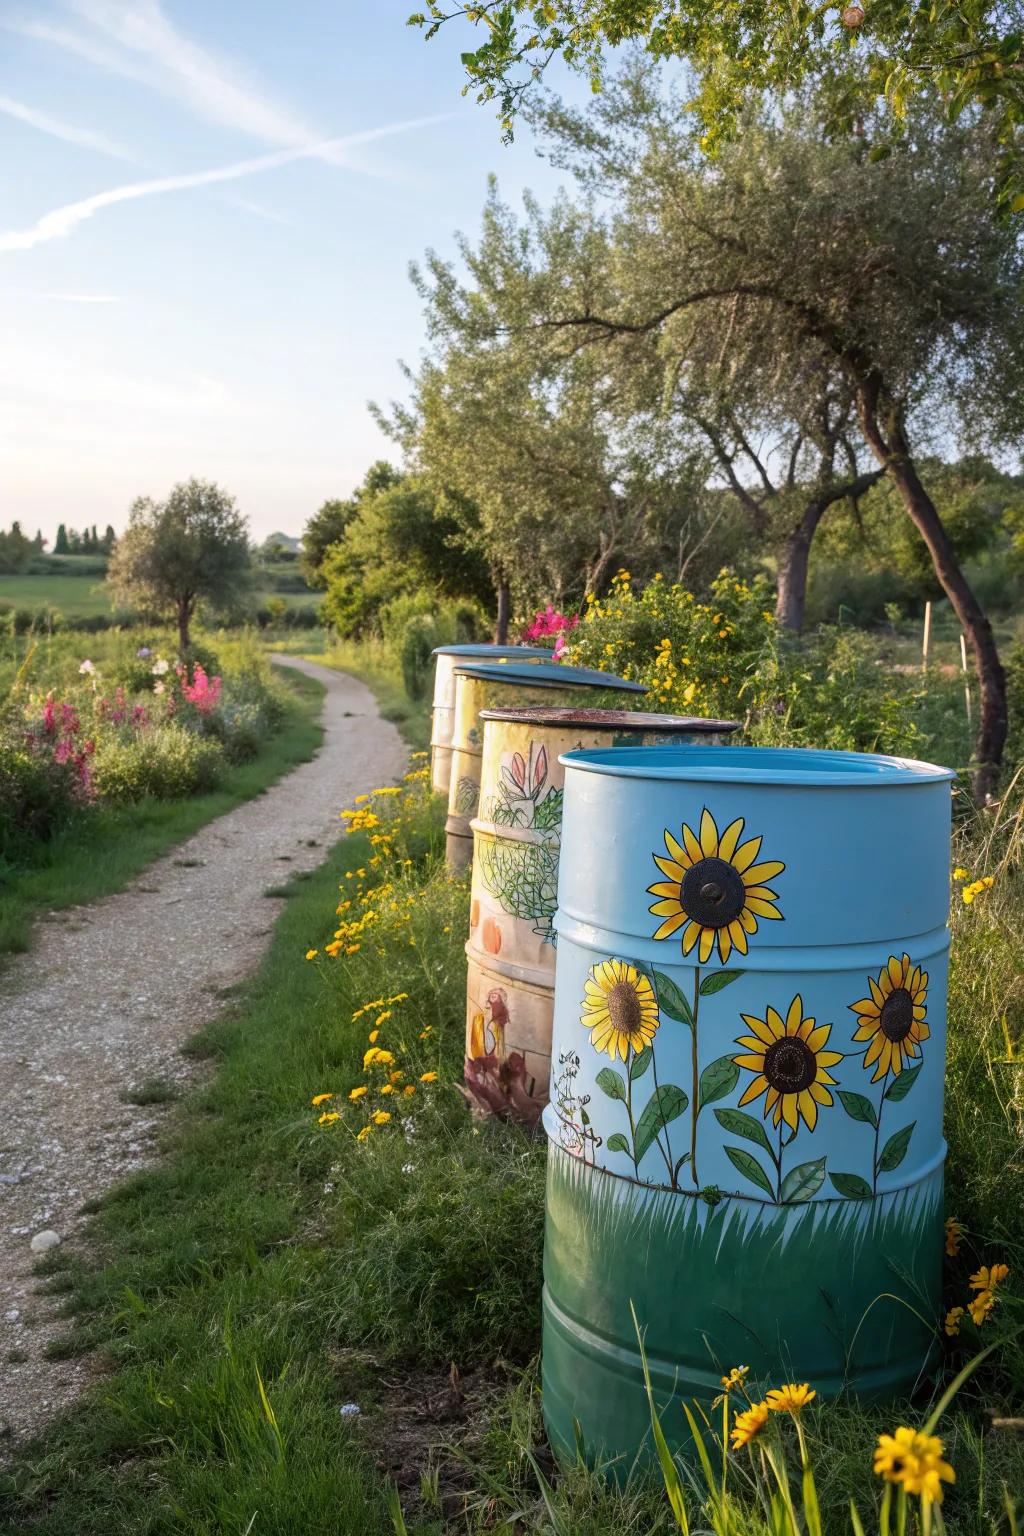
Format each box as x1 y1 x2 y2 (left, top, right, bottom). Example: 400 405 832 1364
463 707 738 1123
446 664 646 872
430 644 548 797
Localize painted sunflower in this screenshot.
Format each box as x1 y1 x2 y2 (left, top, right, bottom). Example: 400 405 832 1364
581 959 660 1062
849 954 929 1082
734 994 843 1133
647 807 784 964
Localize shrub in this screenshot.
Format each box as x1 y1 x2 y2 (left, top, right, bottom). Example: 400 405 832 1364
91 723 225 801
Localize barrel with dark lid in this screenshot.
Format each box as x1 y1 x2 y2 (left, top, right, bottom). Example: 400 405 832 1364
430 644 548 796
542 743 954 1465
463 706 738 1122
445 662 646 870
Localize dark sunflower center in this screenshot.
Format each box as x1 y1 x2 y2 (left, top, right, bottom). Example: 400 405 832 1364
607 981 642 1037
680 856 746 929
762 1036 818 1094
880 987 914 1043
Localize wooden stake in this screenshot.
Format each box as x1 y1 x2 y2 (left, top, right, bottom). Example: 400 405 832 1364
921 600 932 672
960 632 972 726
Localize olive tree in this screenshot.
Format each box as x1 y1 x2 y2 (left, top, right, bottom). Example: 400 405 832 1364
107 478 252 651
520 73 1024 796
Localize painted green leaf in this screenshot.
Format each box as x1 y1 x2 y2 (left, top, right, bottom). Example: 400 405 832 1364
878 1122 915 1172
634 1084 688 1163
673 1153 691 1182
699 969 742 996
885 1064 922 1102
714 1107 773 1155
829 1171 872 1200
595 1067 626 1102
606 1132 630 1154
653 971 693 1026
723 1144 774 1199
698 1054 740 1109
630 1046 653 1081
580 1107 590 1126
780 1157 826 1203
838 1090 878 1127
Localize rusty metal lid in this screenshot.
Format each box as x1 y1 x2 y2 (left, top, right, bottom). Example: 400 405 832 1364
478 705 739 732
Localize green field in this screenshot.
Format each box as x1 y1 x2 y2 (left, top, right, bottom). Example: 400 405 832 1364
0 572 321 619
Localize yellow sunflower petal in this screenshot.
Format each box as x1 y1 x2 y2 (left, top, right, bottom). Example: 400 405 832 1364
741 861 785 886
745 897 783 919
765 1006 786 1037
719 927 733 963
653 912 688 940
887 955 904 988
781 1094 799 1130
738 1075 769 1108
650 898 685 917
681 920 702 955
817 1050 844 1068
740 1012 776 1045
698 926 715 963
850 997 880 1016
732 835 764 872
785 994 804 1033
798 1090 818 1131
717 817 745 862
734 1052 771 1072
805 1024 832 1052
653 855 685 882
664 830 691 868
736 1036 770 1054
681 823 704 865
869 975 886 1006
739 906 759 933
728 919 749 954
699 807 720 857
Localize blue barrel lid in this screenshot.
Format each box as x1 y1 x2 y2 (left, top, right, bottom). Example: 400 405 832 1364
559 743 954 786
454 660 646 693
430 643 550 658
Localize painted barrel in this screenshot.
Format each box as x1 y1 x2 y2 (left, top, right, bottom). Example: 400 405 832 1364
465 708 739 1125
445 663 646 871
430 644 549 797
542 744 955 1466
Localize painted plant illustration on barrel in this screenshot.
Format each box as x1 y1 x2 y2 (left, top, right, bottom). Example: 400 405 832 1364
725 994 844 1203
476 739 564 946
483 741 563 831
647 807 785 964
828 952 930 1197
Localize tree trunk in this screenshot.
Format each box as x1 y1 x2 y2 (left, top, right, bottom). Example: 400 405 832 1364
177 596 192 653
775 515 817 632
857 387 1006 800
775 469 884 632
493 575 510 645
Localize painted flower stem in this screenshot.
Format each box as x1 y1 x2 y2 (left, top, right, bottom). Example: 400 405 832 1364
872 1068 891 1195
648 1048 678 1186
690 966 701 1187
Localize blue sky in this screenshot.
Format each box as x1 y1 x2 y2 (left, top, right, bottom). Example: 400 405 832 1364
0 1 583 543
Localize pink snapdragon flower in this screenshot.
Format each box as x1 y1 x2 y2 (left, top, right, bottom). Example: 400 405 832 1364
181 663 222 714
523 605 580 652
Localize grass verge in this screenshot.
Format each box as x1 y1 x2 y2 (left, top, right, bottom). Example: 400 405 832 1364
1 759 1021 1535
0 664 325 960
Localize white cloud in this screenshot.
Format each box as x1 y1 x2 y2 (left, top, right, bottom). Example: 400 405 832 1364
0 114 454 253
0 92 134 159
10 1 369 169
38 292 121 302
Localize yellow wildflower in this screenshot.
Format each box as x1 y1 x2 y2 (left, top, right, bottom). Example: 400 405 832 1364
944 1307 964 1337
311 1093 334 1106
944 1218 965 1257
305 949 318 961
348 1085 368 1101
731 1401 770 1449
389 1070 403 1083
318 1111 340 1125
403 1084 416 1096
969 1290 995 1325
368 1029 379 1045
873 1427 955 1504
969 1263 1010 1291
419 1071 438 1083
372 1110 391 1126
720 1366 749 1392
375 1010 392 1025
380 1084 394 1095
952 867 970 881
766 1383 816 1414
356 1125 372 1142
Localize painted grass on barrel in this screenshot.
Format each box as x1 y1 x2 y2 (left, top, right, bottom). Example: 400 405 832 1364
1 768 1021 1534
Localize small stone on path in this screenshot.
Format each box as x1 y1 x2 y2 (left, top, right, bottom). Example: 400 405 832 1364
29 1231 60 1254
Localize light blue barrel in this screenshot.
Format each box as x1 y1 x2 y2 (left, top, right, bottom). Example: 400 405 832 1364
542 745 954 1466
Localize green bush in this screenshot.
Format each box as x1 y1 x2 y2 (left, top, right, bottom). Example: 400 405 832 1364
91 723 225 801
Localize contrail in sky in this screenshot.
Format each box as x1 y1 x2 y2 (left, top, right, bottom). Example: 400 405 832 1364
0 114 454 254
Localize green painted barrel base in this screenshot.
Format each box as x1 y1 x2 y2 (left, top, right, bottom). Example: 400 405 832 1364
542 1145 942 1469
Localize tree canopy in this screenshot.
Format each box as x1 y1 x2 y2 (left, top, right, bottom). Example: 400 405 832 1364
411 1 1024 206
106 478 252 650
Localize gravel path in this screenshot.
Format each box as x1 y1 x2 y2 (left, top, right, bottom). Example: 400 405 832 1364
0 657 406 1444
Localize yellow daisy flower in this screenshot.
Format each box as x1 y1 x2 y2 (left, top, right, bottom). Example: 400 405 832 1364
734 994 843 1133
968 1290 996 1325
765 1383 816 1414
348 1085 368 1101
874 1428 955 1504
944 1307 963 1336
311 1093 333 1106
849 954 929 1082
647 807 784 964
944 1217 965 1256
372 1110 391 1126
356 1124 372 1142
580 959 660 1062
730 1400 770 1449
317 1111 340 1125
969 1263 1009 1291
